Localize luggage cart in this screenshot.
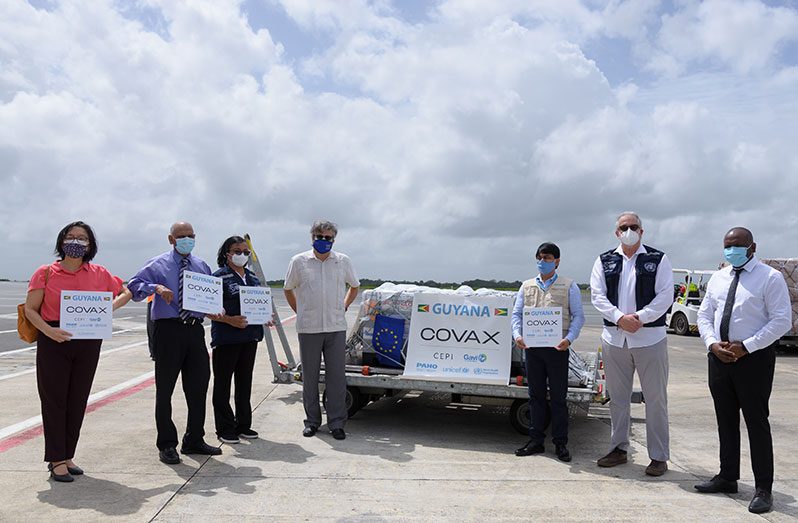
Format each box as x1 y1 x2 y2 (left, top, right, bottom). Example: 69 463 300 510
319 351 605 435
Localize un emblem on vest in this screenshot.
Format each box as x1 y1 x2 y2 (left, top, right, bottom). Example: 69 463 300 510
644 262 657 272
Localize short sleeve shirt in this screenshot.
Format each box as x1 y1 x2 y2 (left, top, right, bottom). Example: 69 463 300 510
284 250 360 334
29 262 125 321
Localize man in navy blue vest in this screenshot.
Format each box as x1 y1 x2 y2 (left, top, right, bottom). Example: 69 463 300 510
589 212 674 476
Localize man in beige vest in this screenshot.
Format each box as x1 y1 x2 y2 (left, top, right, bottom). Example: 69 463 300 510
513 243 585 461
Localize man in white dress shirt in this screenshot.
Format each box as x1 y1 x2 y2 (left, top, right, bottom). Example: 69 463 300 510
284 220 360 440
694 227 791 514
590 212 674 476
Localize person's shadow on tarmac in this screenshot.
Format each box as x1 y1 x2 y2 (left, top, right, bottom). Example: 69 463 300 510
36 474 183 516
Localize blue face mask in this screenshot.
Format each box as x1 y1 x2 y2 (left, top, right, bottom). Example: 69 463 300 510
313 239 333 254
724 246 751 268
537 259 557 275
174 237 195 255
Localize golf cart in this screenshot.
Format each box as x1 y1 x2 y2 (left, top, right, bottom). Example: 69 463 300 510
666 269 716 336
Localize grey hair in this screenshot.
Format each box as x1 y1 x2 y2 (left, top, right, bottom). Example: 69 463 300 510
310 220 338 237
615 211 642 230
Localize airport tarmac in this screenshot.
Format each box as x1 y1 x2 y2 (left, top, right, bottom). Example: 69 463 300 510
0 280 797 521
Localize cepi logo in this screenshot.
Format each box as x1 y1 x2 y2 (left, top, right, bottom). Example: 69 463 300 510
463 353 488 363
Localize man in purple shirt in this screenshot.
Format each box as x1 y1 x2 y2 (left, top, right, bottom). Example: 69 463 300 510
128 222 223 465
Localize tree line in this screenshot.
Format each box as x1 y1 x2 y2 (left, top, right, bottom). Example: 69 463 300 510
266 278 590 291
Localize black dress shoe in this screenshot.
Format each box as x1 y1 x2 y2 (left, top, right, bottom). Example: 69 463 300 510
749 489 773 514
66 464 84 475
181 441 222 456
159 447 181 465
238 429 258 439
48 462 74 483
555 444 572 462
331 428 346 440
303 426 317 437
515 440 544 457
694 475 738 494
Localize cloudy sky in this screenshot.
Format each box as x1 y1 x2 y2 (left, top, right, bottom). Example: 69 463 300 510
1 0 797 284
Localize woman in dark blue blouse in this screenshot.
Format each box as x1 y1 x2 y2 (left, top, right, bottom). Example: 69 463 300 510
211 236 270 443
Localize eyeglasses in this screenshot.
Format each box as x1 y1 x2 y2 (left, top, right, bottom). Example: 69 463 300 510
230 250 251 256
618 224 640 232
65 235 90 242
314 235 335 241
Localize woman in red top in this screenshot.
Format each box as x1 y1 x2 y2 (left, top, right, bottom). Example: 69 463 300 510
24 221 132 482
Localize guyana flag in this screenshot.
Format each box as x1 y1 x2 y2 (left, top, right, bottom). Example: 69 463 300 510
417 304 430 313
494 308 508 316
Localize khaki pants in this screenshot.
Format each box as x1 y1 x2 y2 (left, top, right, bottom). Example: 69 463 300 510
603 337 670 461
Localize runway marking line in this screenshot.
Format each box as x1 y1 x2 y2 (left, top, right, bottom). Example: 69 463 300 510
0 340 149 381
0 371 155 453
0 312 298 452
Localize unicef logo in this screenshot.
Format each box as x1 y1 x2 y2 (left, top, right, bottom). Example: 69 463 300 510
644 262 657 273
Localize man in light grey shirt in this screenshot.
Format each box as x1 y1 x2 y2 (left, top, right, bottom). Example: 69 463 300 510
284 220 360 440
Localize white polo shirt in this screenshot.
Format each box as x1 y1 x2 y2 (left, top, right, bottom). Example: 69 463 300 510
284 250 360 334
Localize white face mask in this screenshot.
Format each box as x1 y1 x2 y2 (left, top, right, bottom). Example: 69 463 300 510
619 228 641 246
231 253 248 267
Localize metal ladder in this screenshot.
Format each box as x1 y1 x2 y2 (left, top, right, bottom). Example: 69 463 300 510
244 233 298 384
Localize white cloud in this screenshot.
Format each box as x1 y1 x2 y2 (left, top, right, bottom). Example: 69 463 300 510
650 0 798 76
0 0 796 284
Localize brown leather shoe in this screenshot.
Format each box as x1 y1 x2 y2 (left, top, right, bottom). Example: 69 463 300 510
645 459 668 476
597 447 628 467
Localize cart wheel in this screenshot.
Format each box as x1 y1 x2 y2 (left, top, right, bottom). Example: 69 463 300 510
323 386 365 419
672 312 689 336
510 399 531 435
509 399 552 435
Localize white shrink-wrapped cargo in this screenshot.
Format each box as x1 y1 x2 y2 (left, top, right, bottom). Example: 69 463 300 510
761 258 798 337
346 283 594 387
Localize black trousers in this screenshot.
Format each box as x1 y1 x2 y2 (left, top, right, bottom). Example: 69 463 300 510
153 319 210 450
526 347 569 445
708 345 776 491
212 341 257 437
36 330 101 462
146 300 155 359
